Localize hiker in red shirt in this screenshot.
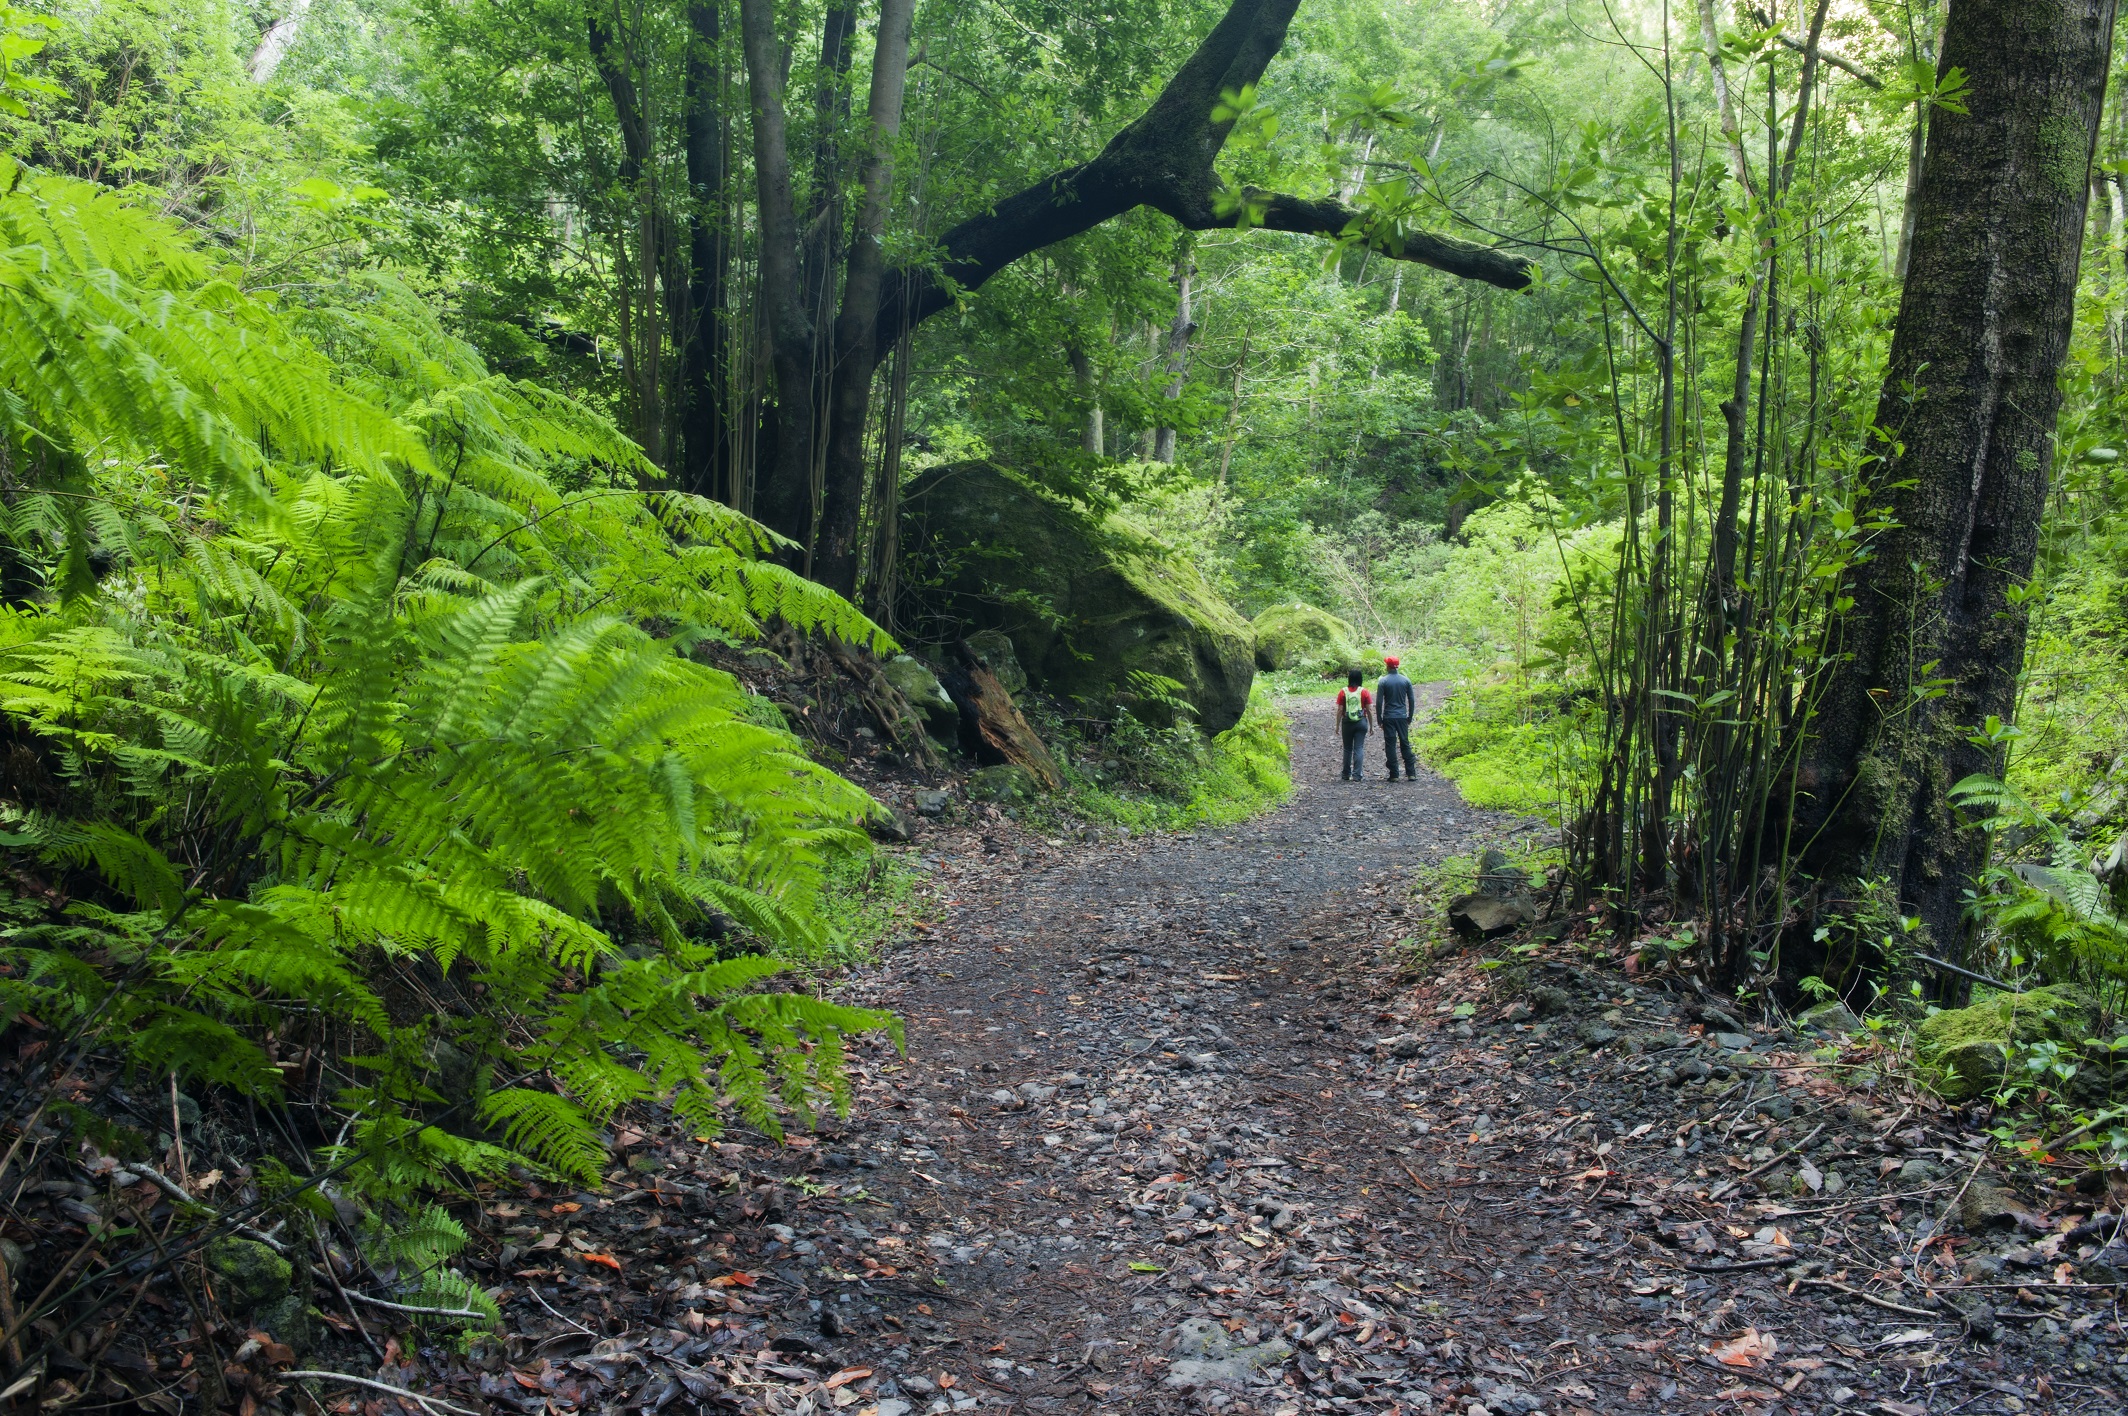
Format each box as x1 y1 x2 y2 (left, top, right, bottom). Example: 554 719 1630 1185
1335 668 1375 781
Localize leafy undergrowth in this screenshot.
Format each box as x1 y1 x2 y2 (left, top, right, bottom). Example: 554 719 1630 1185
1414 677 1593 821
1021 685 1292 834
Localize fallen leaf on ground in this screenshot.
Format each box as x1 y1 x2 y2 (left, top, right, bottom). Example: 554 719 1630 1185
1709 1328 1775 1368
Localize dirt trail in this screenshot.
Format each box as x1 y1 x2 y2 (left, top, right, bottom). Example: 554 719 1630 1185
466 699 2125 1416
796 702 2121 1416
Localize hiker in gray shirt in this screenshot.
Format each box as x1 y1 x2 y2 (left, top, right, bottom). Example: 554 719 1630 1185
1375 656 1418 781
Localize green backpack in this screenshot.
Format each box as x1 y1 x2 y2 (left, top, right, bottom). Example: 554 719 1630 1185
1343 688 1365 722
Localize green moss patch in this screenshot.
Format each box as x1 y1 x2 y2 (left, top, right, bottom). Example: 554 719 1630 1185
1914 985 2101 1100
1250 603 1360 675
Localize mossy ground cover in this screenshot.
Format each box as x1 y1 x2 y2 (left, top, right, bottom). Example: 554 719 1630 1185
1019 686 1292 834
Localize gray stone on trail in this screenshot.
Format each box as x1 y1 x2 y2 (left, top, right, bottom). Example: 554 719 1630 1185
1711 1031 1755 1052
1528 985 1572 1016
1447 891 1536 940
1798 999 1865 1034
1376 1033 1425 1059
1897 1158 1945 1187
1163 1316 1292 1389
1958 1182 2043 1233
1696 1005 1746 1033
912 788 951 817
869 809 915 843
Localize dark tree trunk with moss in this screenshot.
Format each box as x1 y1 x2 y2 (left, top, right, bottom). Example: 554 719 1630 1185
1792 0 2118 988
738 0 816 546
676 0 730 503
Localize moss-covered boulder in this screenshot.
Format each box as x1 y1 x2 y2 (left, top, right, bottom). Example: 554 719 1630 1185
1251 603 1360 675
900 462 1255 732
1914 985 2101 1101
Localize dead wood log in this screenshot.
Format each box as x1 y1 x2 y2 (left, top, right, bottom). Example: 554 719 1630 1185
943 641 1062 790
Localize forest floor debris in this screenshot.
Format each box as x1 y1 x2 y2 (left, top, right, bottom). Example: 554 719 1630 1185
13 702 2127 1416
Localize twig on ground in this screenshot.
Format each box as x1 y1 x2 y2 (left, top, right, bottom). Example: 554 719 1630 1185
1684 1255 1798 1274
1795 1278 1941 1318
315 1233 382 1360
130 1164 290 1254
341 1290 489 1321
282 1372 482 1416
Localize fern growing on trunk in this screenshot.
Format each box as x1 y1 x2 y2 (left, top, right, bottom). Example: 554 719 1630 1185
0 156 898 1204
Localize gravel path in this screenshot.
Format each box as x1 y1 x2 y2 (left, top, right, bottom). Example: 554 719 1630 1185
460 698 2126 1416
795 701 2123 1416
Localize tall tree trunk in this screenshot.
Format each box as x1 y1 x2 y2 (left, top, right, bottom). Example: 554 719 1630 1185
799 3 858 561
739 0 817 546
1793 0 2118 990
1217 322 1250 484
677 0 731 501
250 0 314 82
588 11 669 466
1152 248 1196 463
802 5 858 332
1694 0 1756 199
1892 4 1940 279
812 0 917 598
1067 344 1104 455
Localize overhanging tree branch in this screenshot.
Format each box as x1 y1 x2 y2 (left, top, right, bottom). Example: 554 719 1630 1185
873 0 1532 353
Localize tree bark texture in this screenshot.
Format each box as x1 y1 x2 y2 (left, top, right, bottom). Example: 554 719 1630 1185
677 0 731 502
1793 0 2117 982
812 0 917 598
738 0 818 546
249 0 315 82
1153 251 1196 463
870 0 1531 356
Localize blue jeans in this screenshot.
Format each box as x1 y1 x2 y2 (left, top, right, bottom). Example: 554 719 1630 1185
1341 725 1368 779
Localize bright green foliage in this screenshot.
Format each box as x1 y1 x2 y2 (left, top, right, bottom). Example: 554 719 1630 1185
1026 685 1291 833
365 1202 501 1330
1951 774 2128 1008
1913 985 2102 1102
0 158 897 1201
1250 602 1359 675
1414 680 1589 822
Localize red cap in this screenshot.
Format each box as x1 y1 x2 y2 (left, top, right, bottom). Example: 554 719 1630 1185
1383 655 1400 668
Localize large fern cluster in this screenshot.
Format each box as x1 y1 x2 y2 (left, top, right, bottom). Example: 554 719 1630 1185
0 153 897 1202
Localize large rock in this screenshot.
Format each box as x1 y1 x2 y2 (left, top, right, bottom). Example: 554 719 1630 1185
899 462 1255 732
1448 891 1536 940
1915 985 2101 1101
881 655 957 736
1251 603 1359 674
